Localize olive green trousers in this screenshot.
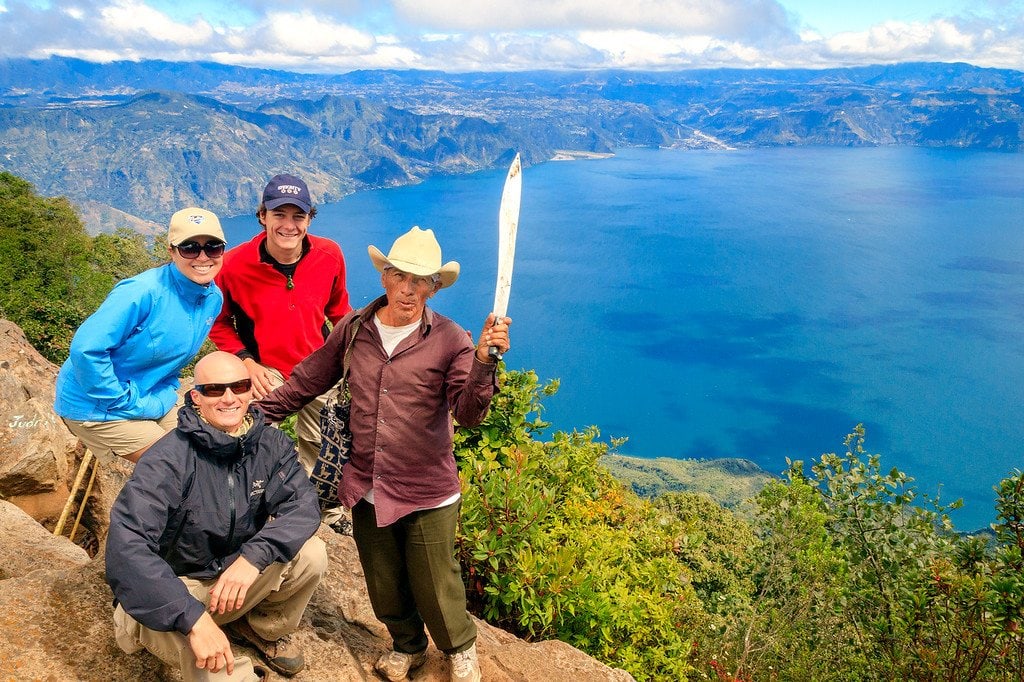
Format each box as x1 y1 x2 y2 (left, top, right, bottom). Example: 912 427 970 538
351 499 476 655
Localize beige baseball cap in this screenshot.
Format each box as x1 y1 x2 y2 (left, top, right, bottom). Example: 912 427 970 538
167 207 225 246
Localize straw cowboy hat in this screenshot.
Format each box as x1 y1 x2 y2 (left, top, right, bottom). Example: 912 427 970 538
368 226 460 288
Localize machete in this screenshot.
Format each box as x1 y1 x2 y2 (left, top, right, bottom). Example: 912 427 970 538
489 153 522 360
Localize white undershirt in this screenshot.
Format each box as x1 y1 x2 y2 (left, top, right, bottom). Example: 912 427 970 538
374 315 420 356
364 315 461 510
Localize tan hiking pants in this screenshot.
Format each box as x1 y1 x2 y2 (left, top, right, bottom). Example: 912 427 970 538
113 536 327 681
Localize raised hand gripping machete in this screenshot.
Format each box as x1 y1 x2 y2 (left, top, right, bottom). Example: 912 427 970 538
489 153 522 361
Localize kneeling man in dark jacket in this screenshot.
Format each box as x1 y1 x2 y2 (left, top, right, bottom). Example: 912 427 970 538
106 351 326 681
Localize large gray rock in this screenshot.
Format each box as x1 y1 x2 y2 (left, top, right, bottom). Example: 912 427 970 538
0 500 89 579
0 320 76 505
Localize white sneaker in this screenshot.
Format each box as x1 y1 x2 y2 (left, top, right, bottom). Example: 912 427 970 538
448 643 481 682
375 649 427 681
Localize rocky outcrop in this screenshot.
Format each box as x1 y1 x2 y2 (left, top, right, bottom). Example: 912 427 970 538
0 319 636 681
0 500 89 579
0 319 77 521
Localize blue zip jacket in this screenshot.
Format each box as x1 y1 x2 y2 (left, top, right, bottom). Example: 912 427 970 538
105 398 321 634
54 263 222 421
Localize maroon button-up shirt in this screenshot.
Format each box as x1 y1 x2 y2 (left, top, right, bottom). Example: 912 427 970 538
259 296 499 526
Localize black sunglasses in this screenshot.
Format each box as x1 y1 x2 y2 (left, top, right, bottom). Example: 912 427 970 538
193 378 252 397
175 240 226 259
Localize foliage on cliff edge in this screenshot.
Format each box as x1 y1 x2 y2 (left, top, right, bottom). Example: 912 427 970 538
0 172 158 363
454 368 756 680
456 372 1024 681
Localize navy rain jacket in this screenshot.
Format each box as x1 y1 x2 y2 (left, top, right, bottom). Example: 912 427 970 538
105 397 320 635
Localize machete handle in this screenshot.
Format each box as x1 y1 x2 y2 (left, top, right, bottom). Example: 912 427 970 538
487 314 503 361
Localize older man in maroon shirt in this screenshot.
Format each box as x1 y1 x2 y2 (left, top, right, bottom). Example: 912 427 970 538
259 226 510 682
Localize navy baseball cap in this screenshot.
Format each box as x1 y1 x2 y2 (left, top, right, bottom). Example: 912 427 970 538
263 173 312 213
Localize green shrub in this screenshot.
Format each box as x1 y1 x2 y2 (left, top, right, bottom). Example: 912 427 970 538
711 470 865 681
711 425 1024 681
455 368 716 681
0 172 158 362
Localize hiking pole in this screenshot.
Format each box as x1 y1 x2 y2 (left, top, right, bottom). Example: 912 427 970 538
67 454 98 542
54 449 95 539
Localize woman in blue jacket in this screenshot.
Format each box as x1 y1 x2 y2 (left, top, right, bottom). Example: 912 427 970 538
54 207 225 463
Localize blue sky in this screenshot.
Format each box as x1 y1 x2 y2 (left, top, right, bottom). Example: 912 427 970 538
0 0 1021 72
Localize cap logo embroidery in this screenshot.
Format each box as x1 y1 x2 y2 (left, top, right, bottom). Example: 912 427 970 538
276 184 303 196
187 214 206 224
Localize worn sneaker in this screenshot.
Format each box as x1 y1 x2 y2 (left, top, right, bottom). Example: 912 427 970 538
375 649 428 681
448 643 481 682
225 618 305 677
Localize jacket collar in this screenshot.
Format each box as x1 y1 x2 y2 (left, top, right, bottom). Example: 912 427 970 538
166 262 217 303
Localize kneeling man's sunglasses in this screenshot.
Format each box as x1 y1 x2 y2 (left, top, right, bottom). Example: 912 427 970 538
194 379 252 397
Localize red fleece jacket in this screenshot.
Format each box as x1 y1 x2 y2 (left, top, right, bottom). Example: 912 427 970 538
211 232 351 377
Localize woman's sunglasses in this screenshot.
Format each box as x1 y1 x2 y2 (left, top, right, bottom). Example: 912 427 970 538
175 240 226 259
193 378 252 397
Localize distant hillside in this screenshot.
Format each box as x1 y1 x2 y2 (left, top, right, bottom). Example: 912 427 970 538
601 454 773 516
1 57 1022 232
0 90 536 231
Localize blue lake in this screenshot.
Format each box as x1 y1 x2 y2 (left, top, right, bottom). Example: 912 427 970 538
222 147 1024 530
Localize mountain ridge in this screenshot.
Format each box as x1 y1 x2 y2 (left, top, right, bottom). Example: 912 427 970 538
1 57 1021 232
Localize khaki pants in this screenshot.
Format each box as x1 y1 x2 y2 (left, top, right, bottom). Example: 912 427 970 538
61 393 184 463
263 367 329 475
113 536 327 681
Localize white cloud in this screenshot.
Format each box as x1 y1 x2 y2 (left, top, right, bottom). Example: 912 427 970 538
362 44 422 67
396 32 604 71
0 0 1021 72
578 29 787 68
208 43 425 72
42 47 140 63
393 0 795 41
99 0 214 46
579 30 704 66
821 18 1024 69
260 11 376 56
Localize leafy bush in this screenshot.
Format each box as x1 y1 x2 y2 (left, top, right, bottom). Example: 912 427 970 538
711 462 865 681
455 368 749 681
0 172 159 362
710 425 1024 681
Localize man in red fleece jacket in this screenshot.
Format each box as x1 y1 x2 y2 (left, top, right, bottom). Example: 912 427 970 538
210 173 351 479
